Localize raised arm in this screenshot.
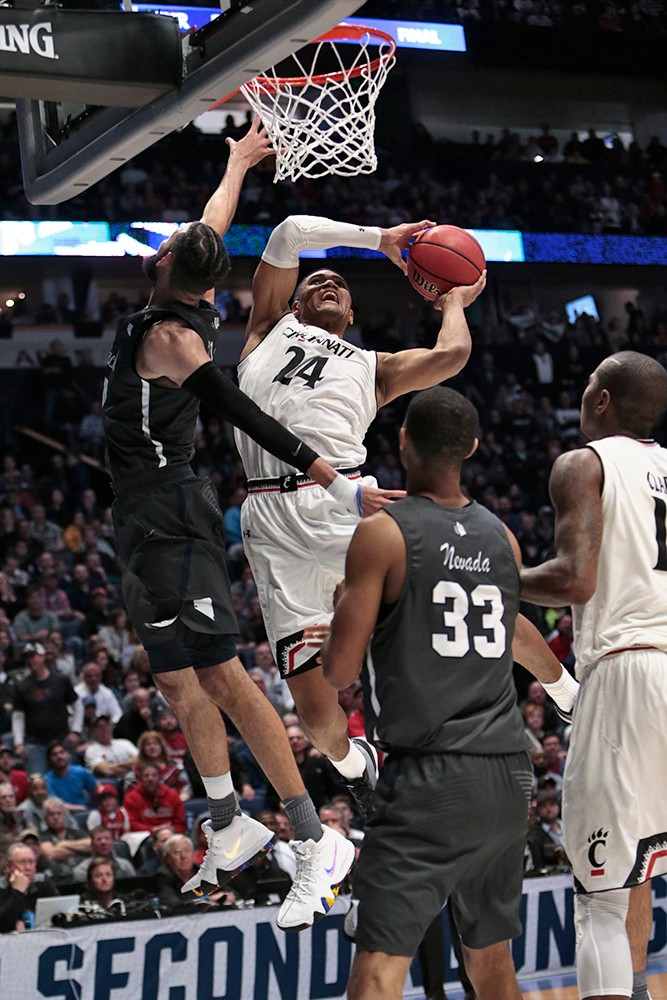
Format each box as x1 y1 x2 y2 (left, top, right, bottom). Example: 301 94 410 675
521 447 603 607
163 118 274 305
244 215 434 352
376 272 485 406
199 117 272 237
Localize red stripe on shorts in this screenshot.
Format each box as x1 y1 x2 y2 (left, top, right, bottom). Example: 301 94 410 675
602 646 658 658
288 641 307 673
645 850 667 879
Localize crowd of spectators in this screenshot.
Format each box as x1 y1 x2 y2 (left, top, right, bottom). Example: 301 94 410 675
0 0 663 950
0 391 366 931
0 280 664 930
0 1 665 231
4 299 667 613
1 0 666 233
129 0 667 32
3 115 666 237
0 664 574 935
361 0 667 31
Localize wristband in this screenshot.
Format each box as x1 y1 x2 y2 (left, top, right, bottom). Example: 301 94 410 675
355 483 363 517
326 475 364 518
541 668 579 712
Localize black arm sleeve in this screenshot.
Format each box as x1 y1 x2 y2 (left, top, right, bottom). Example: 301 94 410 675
182 362 319 474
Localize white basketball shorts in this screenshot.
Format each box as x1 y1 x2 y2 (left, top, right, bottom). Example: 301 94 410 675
563 647 667 893
240 477 376 678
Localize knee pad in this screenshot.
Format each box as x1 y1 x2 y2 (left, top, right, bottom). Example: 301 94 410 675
574 889 632 998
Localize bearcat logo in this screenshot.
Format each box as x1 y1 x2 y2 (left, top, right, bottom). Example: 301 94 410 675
588 827 609 876
0 22 57 60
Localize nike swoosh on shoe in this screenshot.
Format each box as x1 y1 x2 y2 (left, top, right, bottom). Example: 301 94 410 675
324 842 337 877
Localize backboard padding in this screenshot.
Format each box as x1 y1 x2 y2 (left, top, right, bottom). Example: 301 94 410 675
16 0 367 204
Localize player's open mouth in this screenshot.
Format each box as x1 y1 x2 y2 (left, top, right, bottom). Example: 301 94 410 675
320 291 338 303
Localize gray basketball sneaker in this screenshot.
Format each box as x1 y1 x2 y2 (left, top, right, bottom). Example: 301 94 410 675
345 736 379 825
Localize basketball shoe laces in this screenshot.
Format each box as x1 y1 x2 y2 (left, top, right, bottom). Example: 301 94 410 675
286 839 325 905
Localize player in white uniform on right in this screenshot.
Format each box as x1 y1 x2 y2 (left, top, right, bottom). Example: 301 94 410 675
521 351 667 1000
234 215 485 826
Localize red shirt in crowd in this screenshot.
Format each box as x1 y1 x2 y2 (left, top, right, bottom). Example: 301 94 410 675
161 731 187 763
8 769 28 804
123 782 186 834
346 710 365 739
88 805 130 839
547 634 572 662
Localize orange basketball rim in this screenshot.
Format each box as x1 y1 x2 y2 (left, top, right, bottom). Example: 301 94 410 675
210 23 397 182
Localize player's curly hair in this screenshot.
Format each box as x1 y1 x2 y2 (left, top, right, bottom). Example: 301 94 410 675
405 386 479 464
170 223 231 295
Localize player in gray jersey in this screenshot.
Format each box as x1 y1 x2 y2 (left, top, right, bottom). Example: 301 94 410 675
102 121 400 933
321 386 578 1000
521 352 667 1000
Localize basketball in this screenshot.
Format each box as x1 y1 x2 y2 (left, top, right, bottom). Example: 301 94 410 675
407 225 486 302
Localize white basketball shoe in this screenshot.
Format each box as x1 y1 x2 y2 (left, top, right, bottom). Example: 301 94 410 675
181 814 275 896
277 824 355 932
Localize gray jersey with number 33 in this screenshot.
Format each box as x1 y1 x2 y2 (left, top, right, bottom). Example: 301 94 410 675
364 496 527 755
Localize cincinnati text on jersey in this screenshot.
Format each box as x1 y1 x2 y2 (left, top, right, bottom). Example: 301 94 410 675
283 326 355 359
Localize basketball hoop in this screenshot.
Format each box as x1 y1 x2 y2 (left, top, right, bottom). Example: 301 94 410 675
235 24 396 183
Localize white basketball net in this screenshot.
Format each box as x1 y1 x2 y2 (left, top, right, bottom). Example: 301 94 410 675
240 25 396 183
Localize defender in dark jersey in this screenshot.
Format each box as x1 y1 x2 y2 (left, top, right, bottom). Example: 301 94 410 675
102 120 397 932
322 387 579 1000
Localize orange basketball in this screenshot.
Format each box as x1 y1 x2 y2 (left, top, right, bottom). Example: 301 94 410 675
408 225 486 302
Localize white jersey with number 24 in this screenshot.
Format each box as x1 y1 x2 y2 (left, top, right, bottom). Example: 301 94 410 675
235 313 378 479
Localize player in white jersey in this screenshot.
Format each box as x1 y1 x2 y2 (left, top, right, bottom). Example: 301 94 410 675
235 214 485 818
521 351 667 1000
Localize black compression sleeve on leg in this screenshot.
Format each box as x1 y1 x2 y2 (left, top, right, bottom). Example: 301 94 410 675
182 361 319 473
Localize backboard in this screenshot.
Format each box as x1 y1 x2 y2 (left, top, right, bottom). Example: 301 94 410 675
13 0 367 205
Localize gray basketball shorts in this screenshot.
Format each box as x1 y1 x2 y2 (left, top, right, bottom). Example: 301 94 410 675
353 749 532 957
113 475 239 672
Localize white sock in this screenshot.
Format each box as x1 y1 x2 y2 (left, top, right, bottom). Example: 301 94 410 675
201 771 235 800
330 739 366 780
